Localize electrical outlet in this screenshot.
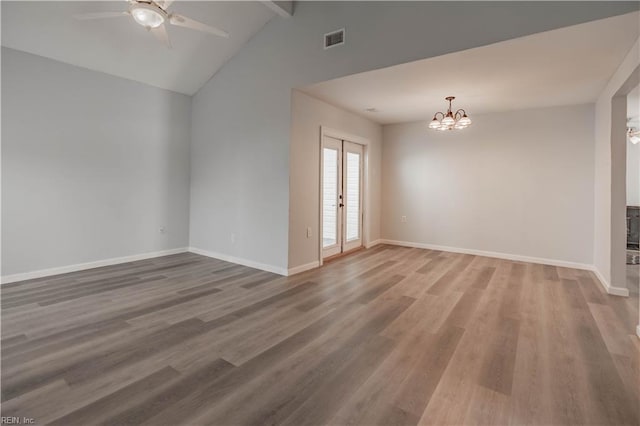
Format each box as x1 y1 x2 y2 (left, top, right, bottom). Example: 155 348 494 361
401 216 407 223
306 227 312 238
231 233 236 244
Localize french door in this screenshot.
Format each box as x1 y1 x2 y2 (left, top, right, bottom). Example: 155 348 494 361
322 135 364 259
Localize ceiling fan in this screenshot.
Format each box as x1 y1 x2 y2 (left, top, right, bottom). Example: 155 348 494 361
73 0 229 48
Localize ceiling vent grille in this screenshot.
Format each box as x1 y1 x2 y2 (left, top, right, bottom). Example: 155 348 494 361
324 29 345 49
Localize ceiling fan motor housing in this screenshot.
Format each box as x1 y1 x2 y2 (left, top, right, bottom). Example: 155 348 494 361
130 2 167 28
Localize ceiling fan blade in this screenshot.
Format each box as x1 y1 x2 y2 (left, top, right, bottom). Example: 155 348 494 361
169 13 229 38
150 24 172 48
73 11 129 20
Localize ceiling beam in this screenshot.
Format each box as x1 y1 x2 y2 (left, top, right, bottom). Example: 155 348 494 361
262 1 294 18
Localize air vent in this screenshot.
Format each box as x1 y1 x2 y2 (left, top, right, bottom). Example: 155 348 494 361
324 29 345 49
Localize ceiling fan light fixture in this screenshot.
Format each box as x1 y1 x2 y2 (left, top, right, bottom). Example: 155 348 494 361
131 4 166 28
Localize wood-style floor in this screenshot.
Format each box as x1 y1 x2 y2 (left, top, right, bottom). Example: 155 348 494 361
1 245 639 425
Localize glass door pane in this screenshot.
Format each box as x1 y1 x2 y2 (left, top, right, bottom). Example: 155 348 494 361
345 151 360 241
322 147 339 248
342 141 363 253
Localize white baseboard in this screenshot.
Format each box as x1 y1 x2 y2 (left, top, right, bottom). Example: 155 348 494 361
288 260 320 276
590 267 630 297
188 247 288 276
365 239 383 249
1 247 189 285
380 239 631 297
380 239 594 270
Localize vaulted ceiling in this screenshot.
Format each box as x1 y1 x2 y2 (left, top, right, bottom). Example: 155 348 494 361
1 1 282 95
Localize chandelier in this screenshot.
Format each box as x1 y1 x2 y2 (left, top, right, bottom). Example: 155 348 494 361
428 96 472 131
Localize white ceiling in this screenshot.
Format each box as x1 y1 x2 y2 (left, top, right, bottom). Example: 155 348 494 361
301 12 640 125
1 1 276 95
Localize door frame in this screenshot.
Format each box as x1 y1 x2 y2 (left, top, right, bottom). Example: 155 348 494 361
319 126 372 267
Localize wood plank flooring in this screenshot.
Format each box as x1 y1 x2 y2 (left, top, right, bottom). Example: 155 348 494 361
1 245 639 425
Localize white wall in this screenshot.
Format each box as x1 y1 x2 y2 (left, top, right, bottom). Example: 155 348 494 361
1 48 192 277
190 1 634 273
289 90 382 270
594 38 639 292
381 105 595 266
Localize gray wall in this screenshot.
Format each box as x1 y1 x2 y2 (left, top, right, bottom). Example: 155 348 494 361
2 48 192 276
381 104 596 265
189 1 637 271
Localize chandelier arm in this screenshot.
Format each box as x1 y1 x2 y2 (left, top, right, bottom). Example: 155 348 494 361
433 112 445 120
